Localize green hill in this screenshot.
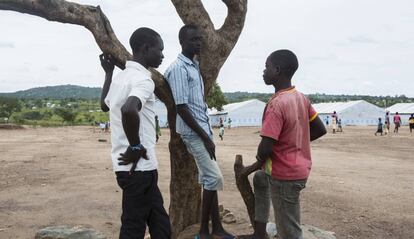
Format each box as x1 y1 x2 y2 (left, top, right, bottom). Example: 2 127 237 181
1 85 412 108
0 85 101 99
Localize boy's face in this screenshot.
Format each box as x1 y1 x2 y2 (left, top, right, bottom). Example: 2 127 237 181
181 29 202 55
263 57 279 85
146 36 164 68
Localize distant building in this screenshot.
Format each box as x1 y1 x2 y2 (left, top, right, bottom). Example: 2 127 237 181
386 103 414 125
153 99 266 128
209 99 266 127
313 100 385 126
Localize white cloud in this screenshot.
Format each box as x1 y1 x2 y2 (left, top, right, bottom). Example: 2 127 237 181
47 65 59 72
0 42 14 48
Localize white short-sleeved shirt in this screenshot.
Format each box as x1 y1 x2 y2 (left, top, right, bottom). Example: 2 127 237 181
105 61 158 172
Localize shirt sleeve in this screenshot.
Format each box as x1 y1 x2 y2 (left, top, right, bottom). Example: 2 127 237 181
165 66 189 105
260 103 284 141
104 90 110 107
309 104 318 122
128 77 155 106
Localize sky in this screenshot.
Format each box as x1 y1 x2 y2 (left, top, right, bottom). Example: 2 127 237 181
0 0 413 96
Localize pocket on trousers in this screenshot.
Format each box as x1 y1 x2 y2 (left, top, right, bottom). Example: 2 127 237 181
116 173 130 190
282 181 306 204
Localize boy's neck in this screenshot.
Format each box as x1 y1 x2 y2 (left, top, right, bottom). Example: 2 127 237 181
274 81 292 93
182 51 195 61
132 55 149 69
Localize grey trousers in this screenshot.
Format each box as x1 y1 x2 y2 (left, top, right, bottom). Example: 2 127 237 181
254 170 307 239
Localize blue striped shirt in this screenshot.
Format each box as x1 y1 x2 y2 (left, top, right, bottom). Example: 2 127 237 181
164 54 213 136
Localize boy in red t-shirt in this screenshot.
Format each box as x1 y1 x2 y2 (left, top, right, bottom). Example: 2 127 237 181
393 112 402 133
241 50 326 239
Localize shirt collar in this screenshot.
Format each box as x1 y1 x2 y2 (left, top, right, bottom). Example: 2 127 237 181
125 61 151 77
267 86 296 104
178 53 198 67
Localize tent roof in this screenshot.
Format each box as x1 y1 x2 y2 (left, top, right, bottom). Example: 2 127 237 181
210 99 265 115
386 103 414 114
313 100 372 114
224 99 265 112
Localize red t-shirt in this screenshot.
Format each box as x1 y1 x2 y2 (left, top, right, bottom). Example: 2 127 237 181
260 87 318 180
393 115 401 123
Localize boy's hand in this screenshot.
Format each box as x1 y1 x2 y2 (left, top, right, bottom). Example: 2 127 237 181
118 146 149 174
100 53 126 72
203 137 216 160
255 155 266 166
100 53 115 73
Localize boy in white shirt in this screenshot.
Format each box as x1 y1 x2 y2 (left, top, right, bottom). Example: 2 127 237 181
100 27 170 239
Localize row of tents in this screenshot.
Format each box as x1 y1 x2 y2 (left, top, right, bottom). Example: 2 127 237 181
154 99 414 127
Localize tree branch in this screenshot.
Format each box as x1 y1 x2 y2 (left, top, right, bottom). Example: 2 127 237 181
0 0 131 63
234 154 261 228
0 0 175 115
170 0 214 31
218 0 248 44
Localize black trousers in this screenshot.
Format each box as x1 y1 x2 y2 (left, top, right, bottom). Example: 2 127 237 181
116 170 171 239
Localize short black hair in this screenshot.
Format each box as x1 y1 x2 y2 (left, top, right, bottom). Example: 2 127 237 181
179 24 199 43
129 27 160 54
268 49 299 78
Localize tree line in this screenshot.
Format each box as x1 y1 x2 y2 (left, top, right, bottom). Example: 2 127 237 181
2 91 413 126
0 97 108 126
224 92 414 107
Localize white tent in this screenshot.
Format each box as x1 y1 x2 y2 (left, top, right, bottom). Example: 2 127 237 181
386 103 414 125
313 100 385 126
209 99 266 127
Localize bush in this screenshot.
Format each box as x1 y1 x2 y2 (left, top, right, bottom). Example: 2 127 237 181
21 110 43 120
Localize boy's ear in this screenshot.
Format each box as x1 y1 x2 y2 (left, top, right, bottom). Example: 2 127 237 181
275 66 281 75
141 43 150 56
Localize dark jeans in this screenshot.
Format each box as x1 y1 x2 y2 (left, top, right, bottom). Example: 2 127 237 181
254 170 307 239
116 170 171 239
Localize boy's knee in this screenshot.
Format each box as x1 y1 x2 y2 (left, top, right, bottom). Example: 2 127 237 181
214 173 224 190
206 172 223 191
253 170 269 189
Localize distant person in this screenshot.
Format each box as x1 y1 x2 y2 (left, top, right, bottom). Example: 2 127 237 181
240 50 326 239
99 27 171 238
331 115 337 134
384 111 390 135
227 118 232 129
325 115 329 126
332 111 337 119
337 118 343 132
99 122 106 133
393 112 402 133
219 117 223 126
155 115 161 143
164 24 232 238
218 123 225 141
409 114 414 135
375 118 383 136
105 121 110 133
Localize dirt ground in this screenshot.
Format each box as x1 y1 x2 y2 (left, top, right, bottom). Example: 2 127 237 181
0 126 413 239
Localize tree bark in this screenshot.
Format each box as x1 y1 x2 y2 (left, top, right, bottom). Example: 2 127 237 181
0 0 248 237
234 155 262 228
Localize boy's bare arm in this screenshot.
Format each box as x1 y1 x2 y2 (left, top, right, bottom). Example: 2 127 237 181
177 104 216 160
100 54 114 112
310 116 327 141
256 136 276 163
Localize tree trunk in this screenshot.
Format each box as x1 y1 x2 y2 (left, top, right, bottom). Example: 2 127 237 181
169 134 201 239
0 0 248 237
